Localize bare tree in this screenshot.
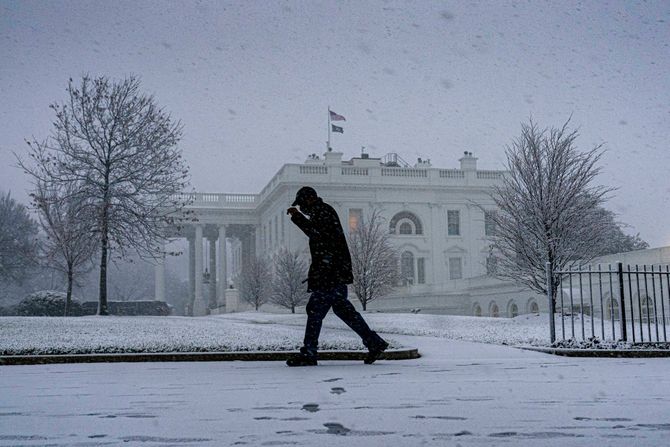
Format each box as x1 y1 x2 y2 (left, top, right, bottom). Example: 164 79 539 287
348 208 400 311
32 181 97 315
486 119 612 312
240 256 272 311
270 248 309 313
18 75 190 315
0 191 39 283
108 256 154 302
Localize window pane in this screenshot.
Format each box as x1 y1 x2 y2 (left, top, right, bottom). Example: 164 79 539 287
417 258 425 284
399 221 412 234
484 210 496 236
486 255 497 275
449 257 462 279
401 251 414 285
349 208 362 233
447 210 460 236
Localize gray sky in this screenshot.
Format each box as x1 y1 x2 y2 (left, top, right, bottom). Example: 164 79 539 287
1 0 669 247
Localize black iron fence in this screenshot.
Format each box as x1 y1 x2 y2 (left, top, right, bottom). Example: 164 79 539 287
546 262 670 343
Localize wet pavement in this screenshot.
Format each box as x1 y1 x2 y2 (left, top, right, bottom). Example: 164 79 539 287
1 333 669 446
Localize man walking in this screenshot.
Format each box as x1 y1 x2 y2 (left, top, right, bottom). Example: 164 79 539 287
286 186 389 366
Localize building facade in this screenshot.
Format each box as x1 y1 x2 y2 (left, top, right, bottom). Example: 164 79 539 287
157 150 545 317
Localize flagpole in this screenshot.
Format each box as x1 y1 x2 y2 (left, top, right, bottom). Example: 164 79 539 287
327 106 331 151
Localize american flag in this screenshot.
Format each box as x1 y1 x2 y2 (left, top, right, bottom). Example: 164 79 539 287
329 110 346 121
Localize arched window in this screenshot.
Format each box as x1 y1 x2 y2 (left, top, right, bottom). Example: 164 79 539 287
390 212 423 235
399 221 413 234
528 300 539 314
606 298 620 321
641 297 654 322
490 302 499 318
401 251 415 285
473 303 482 317
508 302 519 318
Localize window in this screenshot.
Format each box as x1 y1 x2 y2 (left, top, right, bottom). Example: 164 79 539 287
348 208 362 233
528 300 539 314
473 303 482 317
401 251 415 285
486 255 498 275
508 302 519 318
449 257 462 280
641 297 654 322
490 302 499 318
390 211 423 235
399 221 413 234
447 210 460 236
484 210 496 236
606 298 620 321
417 257 425 284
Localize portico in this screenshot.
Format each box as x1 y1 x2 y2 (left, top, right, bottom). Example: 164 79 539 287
154 193 258 315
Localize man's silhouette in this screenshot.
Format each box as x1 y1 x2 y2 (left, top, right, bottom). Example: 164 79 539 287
286 186 389 366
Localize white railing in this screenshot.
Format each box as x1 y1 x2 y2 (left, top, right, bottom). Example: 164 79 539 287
439 169 465 179
477 170 504 180
173 193 259 208
341 167 369 176
299 165 328 175
381 168 427 177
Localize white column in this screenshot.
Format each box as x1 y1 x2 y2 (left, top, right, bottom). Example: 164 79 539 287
208 236 217 310
154 243 166 302
194 225 203 313
188 236 195 315
217 224 227 303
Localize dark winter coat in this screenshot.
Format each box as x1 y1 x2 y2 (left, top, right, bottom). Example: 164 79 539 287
290 198 353 292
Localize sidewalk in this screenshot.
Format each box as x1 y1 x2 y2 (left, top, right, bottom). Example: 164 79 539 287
2 331 669 446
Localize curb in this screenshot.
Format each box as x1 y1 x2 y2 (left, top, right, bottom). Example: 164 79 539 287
519 346 670 358
0 347 420 366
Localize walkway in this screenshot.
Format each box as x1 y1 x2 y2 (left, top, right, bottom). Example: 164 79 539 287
1 331 669 446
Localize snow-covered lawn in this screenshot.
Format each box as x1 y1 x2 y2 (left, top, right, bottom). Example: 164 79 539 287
1 311 551 356
222 311 555 346
3 312 667 356
0 315 384 356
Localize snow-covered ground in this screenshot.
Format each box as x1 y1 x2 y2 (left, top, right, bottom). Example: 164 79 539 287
0 312 553 356
4 311 667 356
2 328 669 446
0 315 381 355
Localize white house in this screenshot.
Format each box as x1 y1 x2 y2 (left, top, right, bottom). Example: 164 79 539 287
158 150 547 317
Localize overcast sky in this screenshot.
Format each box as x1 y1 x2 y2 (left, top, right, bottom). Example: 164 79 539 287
1 0 669 247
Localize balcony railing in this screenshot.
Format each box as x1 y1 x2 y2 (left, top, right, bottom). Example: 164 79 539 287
173 193 259 208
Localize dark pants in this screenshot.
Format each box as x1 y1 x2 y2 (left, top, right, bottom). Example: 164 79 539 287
302 284 384 357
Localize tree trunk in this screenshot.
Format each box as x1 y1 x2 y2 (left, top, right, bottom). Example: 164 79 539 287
98 202 109 316
98 185 110 315
291 306 295 314
65 266 73 317
98 239 108 315
362 300 367 311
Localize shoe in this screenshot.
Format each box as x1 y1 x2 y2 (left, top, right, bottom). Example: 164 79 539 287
364 340 389 364
286 352 317 367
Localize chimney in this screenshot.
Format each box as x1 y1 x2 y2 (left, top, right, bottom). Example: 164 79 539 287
459 151 478 171
323 150 343 165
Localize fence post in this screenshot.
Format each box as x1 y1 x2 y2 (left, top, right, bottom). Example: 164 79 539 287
617 262 627 342
546 262 555 343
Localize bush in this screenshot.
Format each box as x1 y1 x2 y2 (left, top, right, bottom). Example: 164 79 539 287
16 290 83 316
80 300 172 316
0 305 17 316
